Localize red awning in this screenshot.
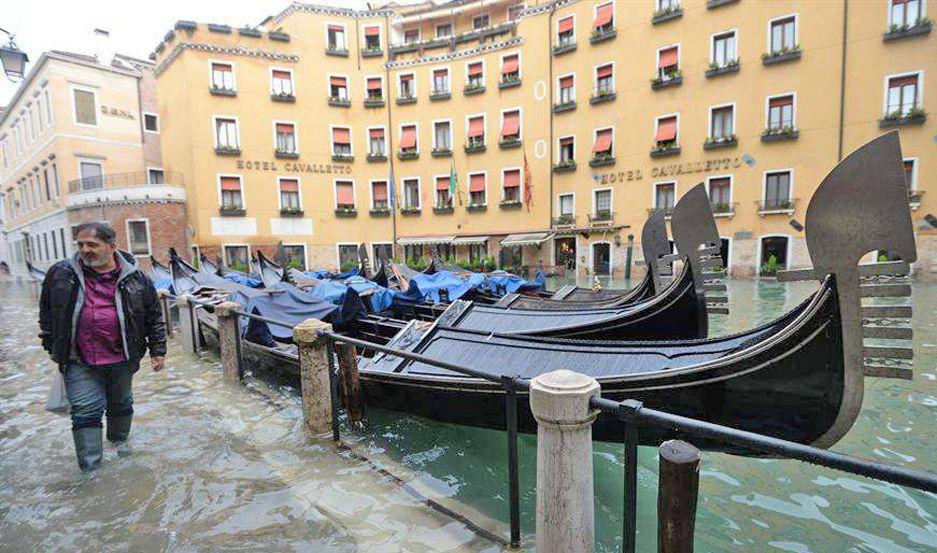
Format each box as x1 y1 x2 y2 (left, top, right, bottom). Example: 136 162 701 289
336 182 354 204
272 70 290 80
220 177 240 191
212 63 231 72
769 96 793 108
594 4 613 28
501 111 519 137
276 123 294 134
468 117 485 138
656 117 677 142
332 127 350 144
560 136 574 147
597 64 613 79
328 24 344 32
890 75 918 88
504 170 520 188
501 55 518 74
330 76 347 87
369 128 384 139
367 78 382 90
399 126 417 148
593 129 612 153
468 62 483 76
400 74 413 82
560 76 573 89
658 47 678 69
365 25 380 36
469 174 486 192
436 176 449 191
558 16 574 33
279 179 298 192
372 181 388 200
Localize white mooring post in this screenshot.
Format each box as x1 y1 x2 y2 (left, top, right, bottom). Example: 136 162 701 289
214 301 242 383
292 318 335 435
174 294 200 353
530 369 601 553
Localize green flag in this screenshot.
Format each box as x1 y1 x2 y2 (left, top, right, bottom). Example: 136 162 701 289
449 161 458 205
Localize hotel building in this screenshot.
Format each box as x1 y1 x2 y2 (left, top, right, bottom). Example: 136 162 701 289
150 0 934 278
0 36 189 277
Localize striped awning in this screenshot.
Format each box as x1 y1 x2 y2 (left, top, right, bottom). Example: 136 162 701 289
453 236 489 245
398 235 455 245
500 232 554 247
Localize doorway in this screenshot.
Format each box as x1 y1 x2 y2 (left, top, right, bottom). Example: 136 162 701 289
554 237 576 271
759 236 788 276
592 242 611 276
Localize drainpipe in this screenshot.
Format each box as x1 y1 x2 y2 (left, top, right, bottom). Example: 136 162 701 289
837 0 849 161
547 5 555 241
384 12 397 256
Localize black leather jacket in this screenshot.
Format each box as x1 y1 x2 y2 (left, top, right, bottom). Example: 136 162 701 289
39 251 166 371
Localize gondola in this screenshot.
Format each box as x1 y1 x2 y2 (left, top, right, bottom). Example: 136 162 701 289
256 251 286 287
199 254 221 276
353 132 916 451
148 256 171 283
26 261 46 282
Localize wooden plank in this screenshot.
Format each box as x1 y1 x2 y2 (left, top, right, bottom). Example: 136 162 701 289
862 345 914 360
861 305 912 319
859 283 912 298
863 364 913 380
862 326 913 340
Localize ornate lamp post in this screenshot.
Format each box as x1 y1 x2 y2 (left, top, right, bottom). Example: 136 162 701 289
0 28 29 81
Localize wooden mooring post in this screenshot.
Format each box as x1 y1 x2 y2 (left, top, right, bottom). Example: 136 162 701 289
335 342 364 427
292 318 336 436
657 440 701 553
214 301 242 383
157 290 173 337
174 294 200 353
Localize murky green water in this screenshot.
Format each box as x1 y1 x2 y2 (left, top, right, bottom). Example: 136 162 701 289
2 278 935 552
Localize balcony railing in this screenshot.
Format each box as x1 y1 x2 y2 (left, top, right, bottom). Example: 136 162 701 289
647 206 674 218
710 201 737 217
757 198 798 214
552 214 577 227
588 210 615 224
68 171 184 193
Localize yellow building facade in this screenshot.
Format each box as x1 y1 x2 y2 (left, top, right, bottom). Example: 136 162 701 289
151 0 935 278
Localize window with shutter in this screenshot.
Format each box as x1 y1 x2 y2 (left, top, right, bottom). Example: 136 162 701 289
768 95 795 130
770 16 796 53
372 181 389 210
271 69 293 96
469 173 486 205
655 116 678 147
331 127 350 155
211 62 235 91
369 128 386 156
276 123 297 153
335 181 355 209
657 47 679 80
73 89 97 125
220 176 243 209
710 106 734 140
887 74 920 117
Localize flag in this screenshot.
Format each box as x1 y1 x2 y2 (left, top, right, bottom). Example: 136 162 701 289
449 160 459 205
388 163 396 209
523 150 533 211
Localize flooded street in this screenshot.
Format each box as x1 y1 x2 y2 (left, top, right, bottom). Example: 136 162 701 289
1 278 936 552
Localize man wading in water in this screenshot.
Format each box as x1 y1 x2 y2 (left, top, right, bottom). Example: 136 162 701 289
39 222 166 471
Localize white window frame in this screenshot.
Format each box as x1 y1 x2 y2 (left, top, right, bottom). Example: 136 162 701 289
142 112 160 134
327 72 351 101
435 22 454 38
465 112 487 143
706 174 734 213
595 1 616 26
887 0 928 27
556 72 576 103
652 181 678 210
398 122 420 154
43 88 53 127
430 64 452 94
500 50 523 80
654 112 681 144
70 84 99 127
904 157 919 191
556 14 576 40
280 242 309 270
401 176 422 209
273 119 300 153
764 91 798 129
365 125 387 156
125 218 152 257
501 166 523 201
76 158 104 184
593 61 616 94
591 186 613 215
709 28 739 66
216 173 246 209
276 175 303 211
222 243 251 267
328 123 351 156
464 58 487 86
592 125 615 155
756 234 793 273
590 240 614 276
369 179 390 209
433 173 453 207
333 178 356 209
212 114 241 150
269 66 295 96
500 107 523 141
467 170 488 206
882 70 925 116
402 28 421 43
146 166 165 185
335 242 360 269
766 13 799 53
557 192 576 216
432 118 453 151
363 74 385 98
557 133 576 163
707 102 737 139
398 71 417 98
362 23 383 48
208 59 236 91
655 43 681 76
324 22 349 50
472 12 492 29
761 168 796 206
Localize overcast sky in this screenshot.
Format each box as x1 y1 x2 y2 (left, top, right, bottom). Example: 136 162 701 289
1 0 419 105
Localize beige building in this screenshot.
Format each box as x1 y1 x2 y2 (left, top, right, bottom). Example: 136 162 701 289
0 35 188 277
150 0 935 278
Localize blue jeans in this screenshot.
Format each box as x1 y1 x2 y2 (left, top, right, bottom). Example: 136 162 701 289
65 362 135 430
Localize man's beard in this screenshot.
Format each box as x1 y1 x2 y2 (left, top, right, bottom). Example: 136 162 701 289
83 251 111 268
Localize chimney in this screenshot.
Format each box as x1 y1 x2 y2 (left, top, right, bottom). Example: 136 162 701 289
93 28 113 66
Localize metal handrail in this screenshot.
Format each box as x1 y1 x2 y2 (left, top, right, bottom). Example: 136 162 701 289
67 171 184 193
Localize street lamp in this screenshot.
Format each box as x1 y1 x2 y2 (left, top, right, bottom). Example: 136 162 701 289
0 28 28 81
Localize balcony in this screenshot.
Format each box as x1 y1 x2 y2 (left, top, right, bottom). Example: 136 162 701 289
553 100 576 113
276 149 300 159
650 143 680 158
65 171 187 209
705 61 739 78
431 147 453 158
214 146 241 156
499 136 522 149
209 86 236 97
553 159 576 173
433 204 454 215
367 152 387 163
361 46 383 58
397 149 419 160
363 97 385 108
707 0 739 8
651 72 682 90
464 140 487 154
68 170 185 193
396 94 417 105
883 18 932 41
762 46 802 66
335 206 357 217
400 206 421 216
387 22 516 60
552 214 576 227
499 75 521 89
590 90 616 105
909 190 924 209
588 210 615 224
553 40 577 56
647 206 674 218
589 153 616 167
270 92 295 103
757 198 798 216
710 202 736 218
651 6 683 24
703 135 737 150
879 109 927 129
464 82 485 95
429 89 451 101
369 207 391 217
590 26 616 44
761 127 799 143
328 96 351 108
219 206 246 217
499 199 523 210
325 46 349 57
279 207 304 217
331 153 353 162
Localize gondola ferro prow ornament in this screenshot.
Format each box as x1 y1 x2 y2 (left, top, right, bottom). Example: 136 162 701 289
641 209 671 295
789 131 916 448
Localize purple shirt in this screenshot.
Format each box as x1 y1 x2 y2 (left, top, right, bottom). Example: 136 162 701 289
76 263 125 366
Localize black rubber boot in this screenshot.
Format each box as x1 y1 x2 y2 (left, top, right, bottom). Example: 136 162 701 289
106 415 133 457
72 427 103 472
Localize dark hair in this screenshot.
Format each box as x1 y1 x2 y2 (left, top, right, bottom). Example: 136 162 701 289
74 222 117 244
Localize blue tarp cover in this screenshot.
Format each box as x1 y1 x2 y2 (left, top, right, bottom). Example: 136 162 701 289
153 277 173 292
481 270 546 296
231 282 340 344
307 276 396 312
406 271 486 303
304 267 360 280
224 273 263 287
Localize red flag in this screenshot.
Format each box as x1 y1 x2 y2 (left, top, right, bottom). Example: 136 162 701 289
523 151 532 211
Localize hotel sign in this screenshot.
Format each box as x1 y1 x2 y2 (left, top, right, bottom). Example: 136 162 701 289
100 105 135 119
595 156 743 185
235 159 352 175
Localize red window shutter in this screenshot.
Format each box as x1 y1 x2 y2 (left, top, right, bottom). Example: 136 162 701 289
656 117 677 141
504 170 520 188
369 128 384 139
272 70 291 80
597 65 613 79
501 55 519 74
769 95 793 108
594 4 613 28
364 26 380 36
468 62 483 76
332 127 350 144
372 181 388 200
560 136 574 147
501 111 520 137
658 47 678 69
558 16 574 33
593 129 613 153
433 69 447 78
468 117 485 137
336 182 354 204
436 176 449 191
399 126 417 148
469 174 486 192
560 76 574 89
220 177 240 191
212 63 231 73
367 78 383 90
401 74 413 82
330 76 347 87
279 179 299 192
890 75 918 88
328 25 344 32
276 123 294 134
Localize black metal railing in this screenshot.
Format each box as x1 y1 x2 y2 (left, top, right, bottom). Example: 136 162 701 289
68 171 184 193
177 296 937 552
